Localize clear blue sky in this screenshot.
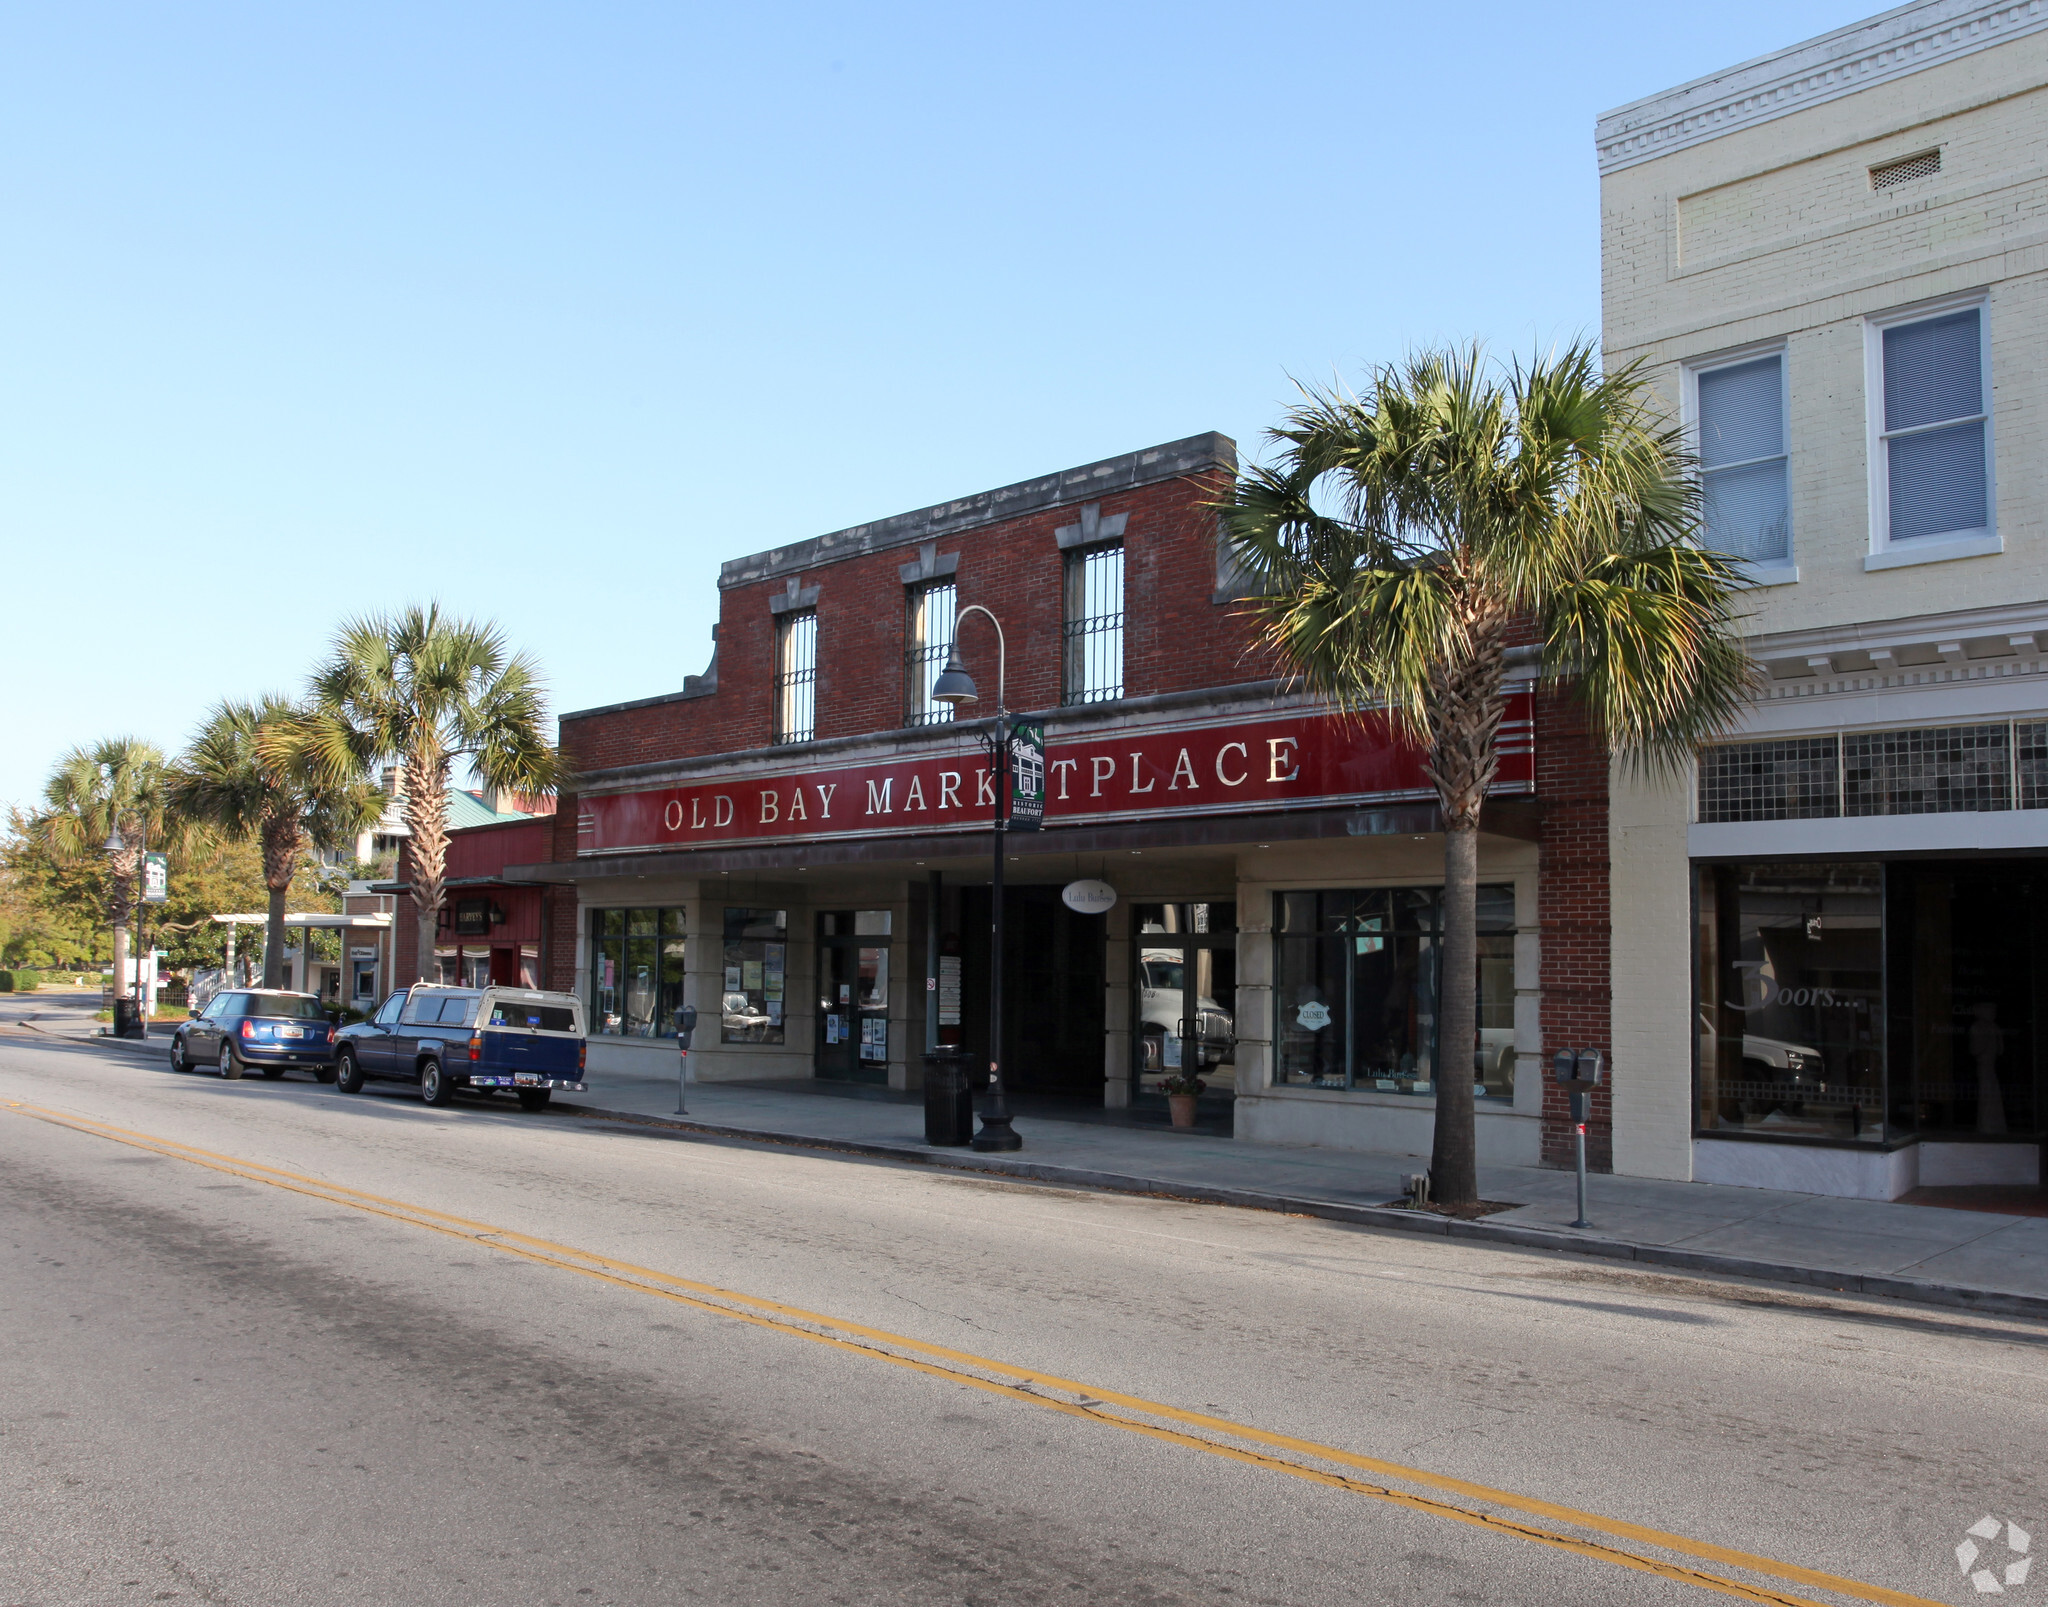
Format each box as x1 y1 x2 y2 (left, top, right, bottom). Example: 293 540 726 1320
2 1 1869 812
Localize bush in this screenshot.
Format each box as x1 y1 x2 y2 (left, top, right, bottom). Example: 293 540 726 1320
0 969 39 992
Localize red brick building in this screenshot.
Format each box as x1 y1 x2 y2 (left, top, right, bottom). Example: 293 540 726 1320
506 433 1610 1163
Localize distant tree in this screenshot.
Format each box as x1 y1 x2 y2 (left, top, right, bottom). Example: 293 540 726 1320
166 697 384 988
1223 344 1755 1208
292 606 560 980
23 739 177 992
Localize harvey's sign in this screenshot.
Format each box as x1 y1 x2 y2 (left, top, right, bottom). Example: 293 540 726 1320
577 696 1534 856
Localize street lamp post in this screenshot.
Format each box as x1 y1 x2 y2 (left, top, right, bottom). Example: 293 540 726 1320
931 606 1022 1153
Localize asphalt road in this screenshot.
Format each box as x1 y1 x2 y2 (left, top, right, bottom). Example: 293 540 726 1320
3 1029 2045 1607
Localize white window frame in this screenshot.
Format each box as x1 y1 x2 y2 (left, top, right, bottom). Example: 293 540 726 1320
1862 291 1997 572
1682 339 1796 587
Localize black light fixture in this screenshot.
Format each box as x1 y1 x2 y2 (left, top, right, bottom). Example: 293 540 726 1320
930 653 978 707
103 824 125 855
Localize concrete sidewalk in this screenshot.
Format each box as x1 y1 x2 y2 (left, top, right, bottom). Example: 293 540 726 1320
21 1012 2048 1320
558 1068 2048 1319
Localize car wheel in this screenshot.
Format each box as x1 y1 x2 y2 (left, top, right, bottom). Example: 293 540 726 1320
334 1049 364 1095
219 1043 243 1080
419 1057 453 1108
314 1064 337 1085
517 1089 551 1112
169 1036 189 1074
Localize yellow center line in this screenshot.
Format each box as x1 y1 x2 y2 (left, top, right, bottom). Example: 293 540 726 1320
6 1098 1946 1607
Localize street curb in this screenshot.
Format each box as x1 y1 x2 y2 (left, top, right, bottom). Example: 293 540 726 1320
557 1100 2048 1324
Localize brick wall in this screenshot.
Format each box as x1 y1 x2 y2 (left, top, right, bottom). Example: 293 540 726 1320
558 463 1267 779
1536 686 1613 1170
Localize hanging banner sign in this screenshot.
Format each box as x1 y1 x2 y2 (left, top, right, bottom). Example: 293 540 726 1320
576 695 1533 857
1008 721 1046 832
142 852 170 905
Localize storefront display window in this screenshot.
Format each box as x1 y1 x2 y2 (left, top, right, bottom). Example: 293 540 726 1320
1696 864 1885 1142
590 907 687 1038
1887 861 2043 1139
1134 903 1236 935
723 908 788 1044
1273 887 1515 1098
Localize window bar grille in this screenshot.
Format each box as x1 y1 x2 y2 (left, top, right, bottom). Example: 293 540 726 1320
1062 544 1125 705
774 612 817 745
904 582 957 728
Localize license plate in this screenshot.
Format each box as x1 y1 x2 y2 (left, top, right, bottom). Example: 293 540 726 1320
280 1026 302 1039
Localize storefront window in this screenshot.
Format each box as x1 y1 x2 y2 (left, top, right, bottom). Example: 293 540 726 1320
1273 887 1515 1097
1696 864 1885 1142
1887 862 2043 1140
723 908 788 1044
1134 903 1237 935
590 907 688 1037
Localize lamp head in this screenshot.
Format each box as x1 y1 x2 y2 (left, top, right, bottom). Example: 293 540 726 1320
103 825 126 855
930 653 978 706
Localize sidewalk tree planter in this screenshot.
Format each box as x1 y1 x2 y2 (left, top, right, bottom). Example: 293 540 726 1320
1223 344 1755 1208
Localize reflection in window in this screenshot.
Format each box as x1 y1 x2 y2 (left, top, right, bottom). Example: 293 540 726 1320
1272 887 1516 1098
723 907 787 1044
1696 864 1885 1142
590 907 688 1037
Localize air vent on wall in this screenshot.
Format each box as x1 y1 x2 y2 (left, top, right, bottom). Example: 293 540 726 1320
1871 150 1941 190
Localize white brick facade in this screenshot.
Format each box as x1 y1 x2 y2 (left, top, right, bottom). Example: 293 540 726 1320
1598 1 2048 1196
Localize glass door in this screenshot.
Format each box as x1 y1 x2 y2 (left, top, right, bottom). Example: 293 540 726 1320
816 910 892 1085
1132 903 1237 1105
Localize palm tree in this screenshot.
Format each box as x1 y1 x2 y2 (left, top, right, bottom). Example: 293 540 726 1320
291 606 561 982
1222 344 1756 1208
28 738 175 996
167 697 385 990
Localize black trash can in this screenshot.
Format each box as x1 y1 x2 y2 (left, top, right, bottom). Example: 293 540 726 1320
923 1049 975 1146
112 998 145 1039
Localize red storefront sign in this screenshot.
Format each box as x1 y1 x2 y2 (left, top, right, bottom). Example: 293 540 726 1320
577 696 1534 856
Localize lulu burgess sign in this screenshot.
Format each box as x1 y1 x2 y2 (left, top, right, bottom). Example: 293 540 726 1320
576 696 1534 856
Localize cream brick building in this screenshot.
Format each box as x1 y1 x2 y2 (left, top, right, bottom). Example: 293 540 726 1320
1599 0 2048 1198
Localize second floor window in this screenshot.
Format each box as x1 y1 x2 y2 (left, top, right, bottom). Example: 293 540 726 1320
1062 543 1124 705
904 582 956 727
1696 353 1789 567
1879 306 1989 544
774 610 817 744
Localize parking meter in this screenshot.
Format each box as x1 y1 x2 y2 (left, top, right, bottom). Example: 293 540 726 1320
673 1006 700 1114
1552 1046 1602 1230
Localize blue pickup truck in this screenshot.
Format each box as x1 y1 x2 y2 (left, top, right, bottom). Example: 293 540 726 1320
332 984 587 1111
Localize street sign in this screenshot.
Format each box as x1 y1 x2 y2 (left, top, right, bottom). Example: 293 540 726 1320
1008 721 1045 831
142 852 169 905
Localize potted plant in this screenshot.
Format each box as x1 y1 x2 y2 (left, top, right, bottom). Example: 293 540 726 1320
1157 1072 1206 1129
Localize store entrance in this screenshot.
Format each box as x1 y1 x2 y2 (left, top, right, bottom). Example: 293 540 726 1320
816 910 892 1085
1132 903 1238 1106
958 886 1106 1098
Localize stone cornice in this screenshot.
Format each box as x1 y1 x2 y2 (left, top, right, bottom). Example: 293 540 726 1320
716 433 1236 591
1595 0 2048 175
